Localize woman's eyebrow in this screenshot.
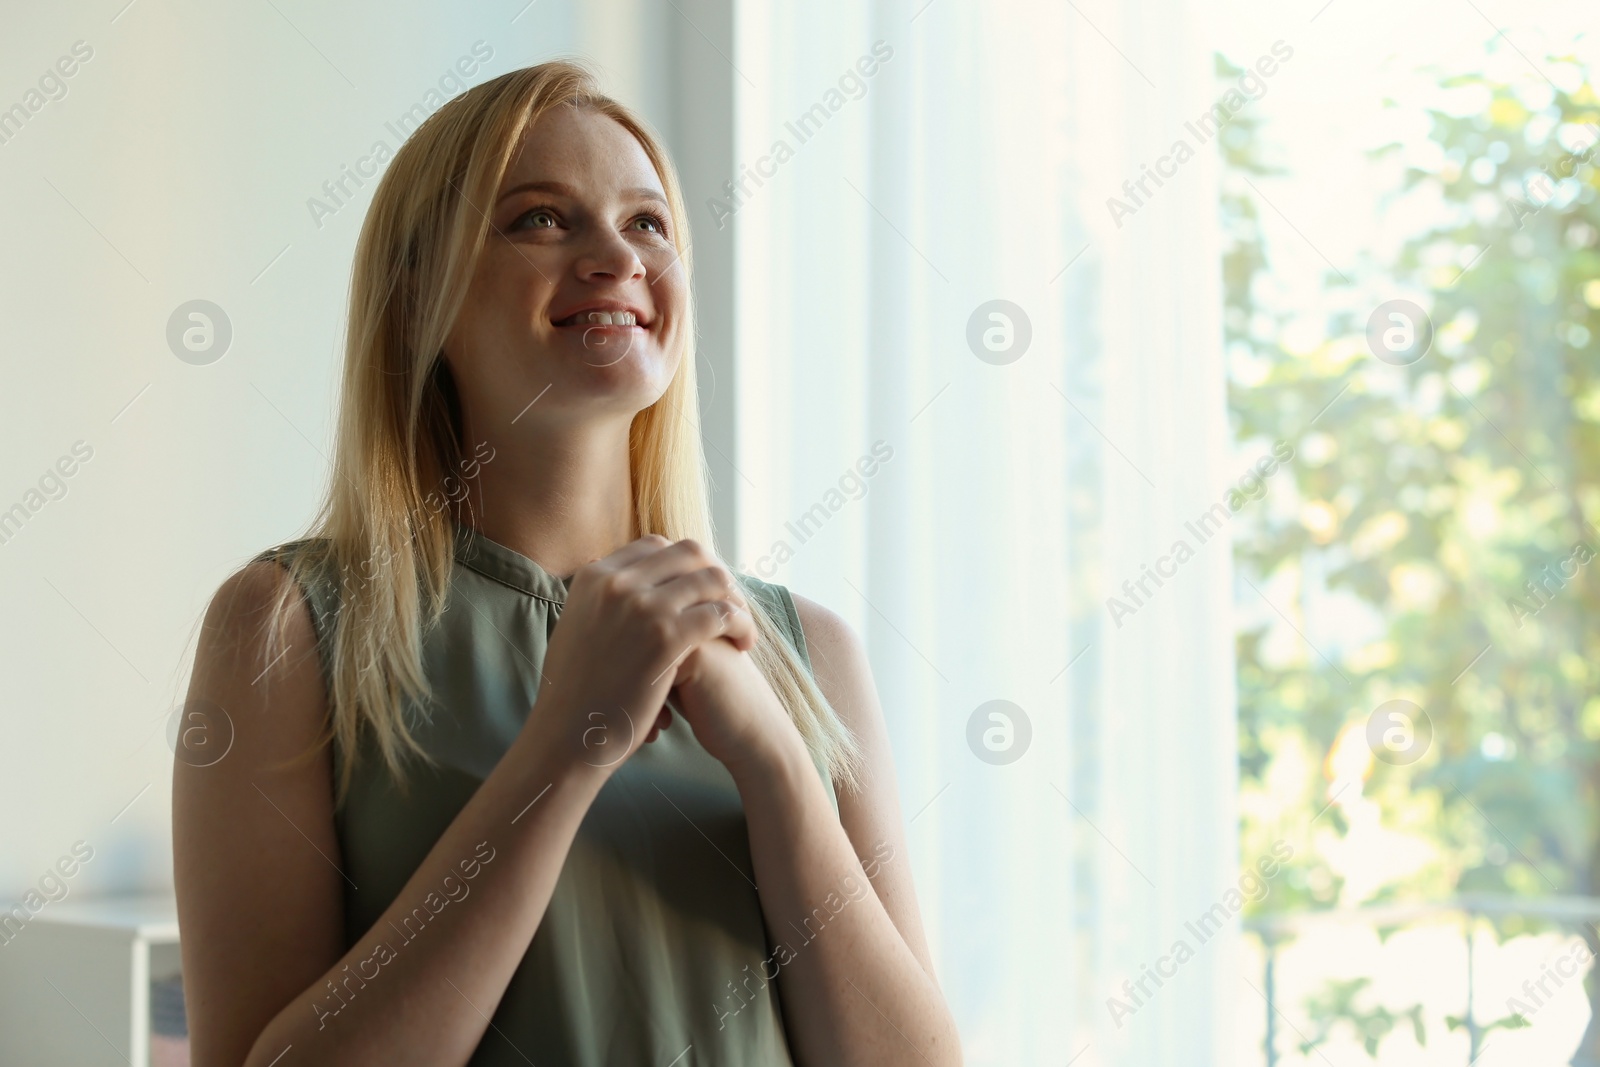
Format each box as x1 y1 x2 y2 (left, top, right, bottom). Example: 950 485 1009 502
496 179 669 208
628 187 670 207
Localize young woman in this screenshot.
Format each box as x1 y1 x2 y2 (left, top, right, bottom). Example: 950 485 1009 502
172 60 960 1066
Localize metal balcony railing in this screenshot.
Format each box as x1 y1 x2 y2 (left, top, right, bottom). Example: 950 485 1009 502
1242 896 1600 1066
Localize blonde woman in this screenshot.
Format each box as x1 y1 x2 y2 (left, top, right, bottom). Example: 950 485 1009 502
173 60 960 1067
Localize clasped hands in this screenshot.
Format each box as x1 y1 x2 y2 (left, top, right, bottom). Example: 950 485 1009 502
532 534 800 778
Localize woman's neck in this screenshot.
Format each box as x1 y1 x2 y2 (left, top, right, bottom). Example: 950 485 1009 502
452 420 636 579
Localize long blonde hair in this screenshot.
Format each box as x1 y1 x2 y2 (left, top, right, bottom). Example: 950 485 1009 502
256 59 861 804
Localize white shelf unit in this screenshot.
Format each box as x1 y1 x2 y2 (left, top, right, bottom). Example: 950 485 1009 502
0 893 182 1067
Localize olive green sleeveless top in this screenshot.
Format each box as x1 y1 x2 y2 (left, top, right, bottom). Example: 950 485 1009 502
253 521 837 1065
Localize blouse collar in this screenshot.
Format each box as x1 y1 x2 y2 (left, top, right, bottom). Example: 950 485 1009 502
451 520 573 607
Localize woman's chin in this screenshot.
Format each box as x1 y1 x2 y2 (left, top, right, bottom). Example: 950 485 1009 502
557 343 675 404
516 329 677 406
569 333 649 372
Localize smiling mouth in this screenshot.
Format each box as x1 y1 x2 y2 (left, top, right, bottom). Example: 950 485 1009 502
552 310 645 328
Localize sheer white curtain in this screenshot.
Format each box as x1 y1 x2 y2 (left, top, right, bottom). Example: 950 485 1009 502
730 1 1238 1063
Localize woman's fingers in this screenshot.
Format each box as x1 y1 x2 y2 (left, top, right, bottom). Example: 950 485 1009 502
656 604 755 694
572 534 673 587
653 567 750 623
625 539 757 652
723 605 757 651
679 598 756 649
625 537 717 586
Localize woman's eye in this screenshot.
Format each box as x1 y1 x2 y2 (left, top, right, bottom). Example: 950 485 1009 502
513 208 556 231
633 212 669 235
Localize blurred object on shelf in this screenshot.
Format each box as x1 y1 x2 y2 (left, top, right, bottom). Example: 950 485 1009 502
150 972 189 1067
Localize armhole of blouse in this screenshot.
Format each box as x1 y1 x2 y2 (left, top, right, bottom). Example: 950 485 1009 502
249 541 339 720
738 574 810 676
773 583 812 676
742 575 839 811
250 541 349 799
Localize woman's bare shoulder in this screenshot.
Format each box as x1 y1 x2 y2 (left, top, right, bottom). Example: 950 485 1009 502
174 557 344 1066
785 591 861 687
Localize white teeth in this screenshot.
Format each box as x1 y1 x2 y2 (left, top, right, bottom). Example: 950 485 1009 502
576 310 636 326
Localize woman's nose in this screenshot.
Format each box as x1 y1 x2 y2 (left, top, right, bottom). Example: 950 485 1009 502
575 227 645 281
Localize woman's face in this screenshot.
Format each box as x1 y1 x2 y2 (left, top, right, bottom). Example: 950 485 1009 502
442 104 686 435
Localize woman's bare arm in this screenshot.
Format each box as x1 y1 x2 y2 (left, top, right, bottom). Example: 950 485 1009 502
790 592 942 982
174 560 612 1067
711 593 962 1066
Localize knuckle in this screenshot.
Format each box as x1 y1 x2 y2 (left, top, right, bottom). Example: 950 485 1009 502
645 611 677 648
623 583 654 615
597 569 634 602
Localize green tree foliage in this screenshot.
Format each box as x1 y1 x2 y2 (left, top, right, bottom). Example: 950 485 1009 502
1222 49 1600 1061
1301 977 1427 1058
